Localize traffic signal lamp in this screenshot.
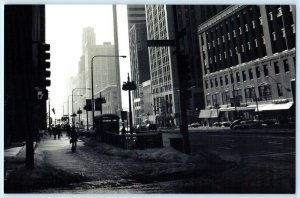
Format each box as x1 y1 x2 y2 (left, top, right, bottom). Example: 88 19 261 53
34 42 51 87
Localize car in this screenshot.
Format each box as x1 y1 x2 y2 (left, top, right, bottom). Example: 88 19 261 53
230 119 242 129
213 122 222 127
135 125 148 133
189 123 201 128
221 121 232 127
146 123 157 131
232 120 263 130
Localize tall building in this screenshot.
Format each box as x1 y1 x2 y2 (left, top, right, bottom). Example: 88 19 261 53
4 5 46 147
127 5 152 125
70 27 123 127
144 5 228 126
173 5 229 122
127 5 146 30
198 5 296 123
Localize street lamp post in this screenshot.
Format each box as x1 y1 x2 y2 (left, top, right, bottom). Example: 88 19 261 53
122 73 137 134
229 67 237 120
70 94 83 125
72 88 91 125
91 55 126 129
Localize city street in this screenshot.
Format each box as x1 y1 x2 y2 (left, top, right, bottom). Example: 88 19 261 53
5 129 295 193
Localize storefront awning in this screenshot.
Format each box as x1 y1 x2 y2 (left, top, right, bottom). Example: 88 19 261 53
210 109 220 118
199 110 211 118
255 102 294 111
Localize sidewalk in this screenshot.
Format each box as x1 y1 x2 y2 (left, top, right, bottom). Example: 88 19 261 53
4 141 37 180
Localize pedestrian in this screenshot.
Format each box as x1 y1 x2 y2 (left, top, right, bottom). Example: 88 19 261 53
57 125 61 140
48 126 53 137
70 125 78 152
53 126 57 140
66 124 71 138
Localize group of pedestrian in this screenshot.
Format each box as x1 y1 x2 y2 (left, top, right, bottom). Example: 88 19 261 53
48 123 78 152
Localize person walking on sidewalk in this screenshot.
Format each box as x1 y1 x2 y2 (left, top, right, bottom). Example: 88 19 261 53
70 125 78 152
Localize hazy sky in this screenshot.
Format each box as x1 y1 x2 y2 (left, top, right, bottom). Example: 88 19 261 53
46 4 130 118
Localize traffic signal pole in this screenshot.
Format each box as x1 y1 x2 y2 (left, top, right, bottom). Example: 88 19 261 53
172 5 191 155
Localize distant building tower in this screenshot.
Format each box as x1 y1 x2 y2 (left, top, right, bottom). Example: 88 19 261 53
127 5 152 125
127 5 146 30
82 27 96 54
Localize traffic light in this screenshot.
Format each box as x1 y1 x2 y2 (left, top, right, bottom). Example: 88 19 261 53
95 97 106 111
34 42 51 87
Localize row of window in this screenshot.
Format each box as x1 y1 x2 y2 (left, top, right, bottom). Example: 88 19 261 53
206 83 286 106
205 59 291 89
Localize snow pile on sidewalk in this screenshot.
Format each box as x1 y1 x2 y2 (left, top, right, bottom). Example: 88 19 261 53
82 137 225 165
83 137 189 163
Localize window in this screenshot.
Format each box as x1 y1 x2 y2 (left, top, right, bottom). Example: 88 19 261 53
254 39 258 47
283 59 290 72
256 67 261 78
241 45 244 52
210 79 214 88
259 84 272 100
230 73 234 83
217 38 220 45
212 93 219 106
220 76 223 86
259 17 262 25
227 33 231 40
233 89 242 101
230 49 233 57
274 61 280 74
236 72 240 82
245 87 256 102
247 43 252 52
291 24 295 34
242 71 246 81
206 95 211 106
262 36 266 44
252 20 256 28
222 91 230 105
205 80 208 89
249 68 253 79
245 24 248 32
222 35 225 42
225 75 229 85
239 27 242 35
233 30 236 37
269 12 273 20
277 83 283 97
263 64 269 76
277 7 282 17
224 52 227 59
282 28 286 37
215 78 218 87
272 32 276 41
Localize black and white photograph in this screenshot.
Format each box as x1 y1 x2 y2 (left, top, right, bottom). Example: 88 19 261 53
3 2 296 194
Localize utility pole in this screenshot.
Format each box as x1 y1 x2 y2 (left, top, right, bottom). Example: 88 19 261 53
172 5 191 155
146 6 191 154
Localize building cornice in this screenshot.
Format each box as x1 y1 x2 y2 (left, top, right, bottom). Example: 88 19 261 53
198 5 247 34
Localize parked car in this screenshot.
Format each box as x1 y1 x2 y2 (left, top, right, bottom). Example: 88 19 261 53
135 125 148 133
189 123 201 128
232 120 263 130
221 121 232 127
146 123 157 131
213 122 222 127
230 119 242 129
